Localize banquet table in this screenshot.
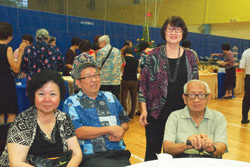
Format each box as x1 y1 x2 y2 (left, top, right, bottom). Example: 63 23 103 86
15 78 69 113
127 158 250 167
199 73 218 99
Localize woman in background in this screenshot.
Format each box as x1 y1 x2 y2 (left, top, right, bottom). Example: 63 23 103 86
210 43 235 99
0 22 25 123
121 47 140 119
139 16 199 161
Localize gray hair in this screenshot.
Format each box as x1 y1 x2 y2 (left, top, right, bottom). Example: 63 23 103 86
48 36 56 44
98 35 110 44
74 62 98 80
183 79 211 94
35 28 49 41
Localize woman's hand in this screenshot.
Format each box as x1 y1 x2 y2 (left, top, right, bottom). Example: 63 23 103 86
139 110 149 126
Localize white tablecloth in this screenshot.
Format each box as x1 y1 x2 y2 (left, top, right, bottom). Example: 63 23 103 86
128 158 250 167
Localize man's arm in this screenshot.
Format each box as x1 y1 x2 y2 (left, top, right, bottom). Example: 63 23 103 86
163 141 189 155
75 125 125 140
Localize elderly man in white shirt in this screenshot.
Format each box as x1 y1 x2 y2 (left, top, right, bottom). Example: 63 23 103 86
240 48 250 124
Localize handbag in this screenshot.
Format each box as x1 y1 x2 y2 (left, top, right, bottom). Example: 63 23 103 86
26 150 72 167
100 47 113 70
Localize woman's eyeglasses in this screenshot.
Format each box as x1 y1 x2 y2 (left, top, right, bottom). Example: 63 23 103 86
166 27 183 33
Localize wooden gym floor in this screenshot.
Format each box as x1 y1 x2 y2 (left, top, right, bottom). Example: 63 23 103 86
124 94 250 165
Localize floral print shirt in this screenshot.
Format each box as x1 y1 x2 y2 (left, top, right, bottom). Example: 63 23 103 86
96 44 122 85
139 46 199 119
21 41 64 80
63 91 129 155
71 52 96 78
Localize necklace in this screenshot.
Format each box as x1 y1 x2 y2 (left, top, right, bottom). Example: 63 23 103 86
165 46 181 83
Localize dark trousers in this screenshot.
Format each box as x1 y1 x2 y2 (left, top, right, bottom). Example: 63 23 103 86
81 150 131 167
144 115 166 161
242 75 250 121
100 85 120 101
121 80 138 115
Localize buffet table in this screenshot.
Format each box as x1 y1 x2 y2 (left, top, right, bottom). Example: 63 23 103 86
199 73 218 99
128 158 250 167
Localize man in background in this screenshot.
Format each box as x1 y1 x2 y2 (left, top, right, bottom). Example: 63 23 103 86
240 48 250 124
182 40 200 65
96 35 122 101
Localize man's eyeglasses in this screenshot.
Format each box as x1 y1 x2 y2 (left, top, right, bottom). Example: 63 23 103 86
78 74 100 80
166 27 183 33
184 94 209 100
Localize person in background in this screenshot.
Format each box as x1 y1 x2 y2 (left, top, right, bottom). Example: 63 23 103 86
21 28 64 80
138 40 152 71
92 41 100 57
0 69 82 167
64 37 82 76
96 35 122 101
0 22 25 123
181 40 200 65
71 39 96 78
120 40 133 58
13 34 33 78
13 34 33 61
63 63 131 167
139 16 199 161
48 36 56 46
210 43 236 99
239 48 250 124
163 80 227 158
121 47 140 119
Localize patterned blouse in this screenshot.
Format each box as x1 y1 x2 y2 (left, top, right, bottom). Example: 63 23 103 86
71 52 96 78
139 46 199 119
0 106 76 166
21 41 65 80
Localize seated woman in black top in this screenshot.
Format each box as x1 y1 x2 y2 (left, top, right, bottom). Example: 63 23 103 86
0 69 82 167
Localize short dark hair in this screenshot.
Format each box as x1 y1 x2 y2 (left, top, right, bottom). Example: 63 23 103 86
48 36 56 44
160 16 188 41
92 42 100 51
181 40 192 48
221 43 231 51
79 39 91 52
0 22 13 40
139 41 149 52
22 34 34 44
74 63 98 80
123 40 132 47
123 47 133 55
71 37 82 46
27 69 67 105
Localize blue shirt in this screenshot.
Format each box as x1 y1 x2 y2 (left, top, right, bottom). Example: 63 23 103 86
63 91 129 155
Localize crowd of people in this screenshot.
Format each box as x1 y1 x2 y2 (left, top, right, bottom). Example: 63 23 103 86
0 14 249 166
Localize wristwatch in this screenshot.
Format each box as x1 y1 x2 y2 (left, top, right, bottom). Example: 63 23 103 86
207 145 217 154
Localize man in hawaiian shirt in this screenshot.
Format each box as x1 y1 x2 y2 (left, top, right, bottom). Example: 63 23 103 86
63 63 131 167
96 35 122 101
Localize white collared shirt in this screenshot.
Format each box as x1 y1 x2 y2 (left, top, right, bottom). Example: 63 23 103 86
240 48 250 75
